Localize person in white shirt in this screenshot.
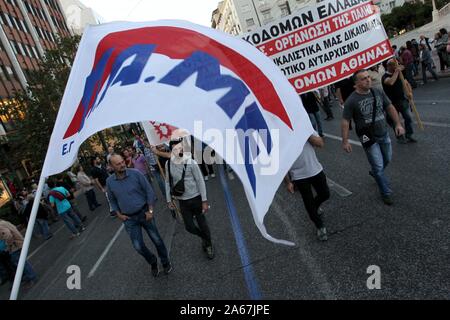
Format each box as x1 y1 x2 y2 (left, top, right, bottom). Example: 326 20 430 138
285 134 330 241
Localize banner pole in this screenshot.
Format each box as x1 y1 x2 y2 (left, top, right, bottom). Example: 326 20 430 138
9 174 47 300
394 59 424 131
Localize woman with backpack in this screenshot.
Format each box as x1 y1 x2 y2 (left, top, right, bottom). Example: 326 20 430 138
165 137 215 260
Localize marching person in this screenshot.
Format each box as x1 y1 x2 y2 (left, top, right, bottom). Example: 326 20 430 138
106 154 172 277
165 137 215 260
382 59 417 143
300 92 324 137
0 219 38 289
23 194 53 241
47 180 86 239
285 134 330 241
76 165 102 211
341 69 405 205
55 174 87 222
419 43 439 84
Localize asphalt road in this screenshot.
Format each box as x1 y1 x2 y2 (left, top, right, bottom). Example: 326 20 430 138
1 78 449 300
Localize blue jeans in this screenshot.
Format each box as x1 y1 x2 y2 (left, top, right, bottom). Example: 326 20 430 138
364 133 393 196
123 211 170 266
150 169 166 196
61 209 82 235
10 250 37 282
308 112 323 135
387 100 414 137
36 219 51 239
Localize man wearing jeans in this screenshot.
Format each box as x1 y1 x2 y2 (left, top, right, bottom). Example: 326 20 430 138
48 181 86 239
341 69 405 205
382 59 417 144
0 220 38 289
107 154 171 277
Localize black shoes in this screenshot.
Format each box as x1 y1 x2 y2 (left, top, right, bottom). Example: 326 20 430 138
397 135 408 144
382 195 393 206
205 245 215 260
324 116 334 121
406 135 417 143
163 263 173 275
151 263 160 277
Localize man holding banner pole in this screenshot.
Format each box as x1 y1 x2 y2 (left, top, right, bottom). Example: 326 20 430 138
382 59 418 143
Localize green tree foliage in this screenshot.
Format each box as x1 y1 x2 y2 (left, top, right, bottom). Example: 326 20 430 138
0 36 81 174
381 0 449 36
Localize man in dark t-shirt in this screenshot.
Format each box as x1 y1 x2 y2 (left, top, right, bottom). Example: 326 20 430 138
382 59 417 143
91 157 109 192
341 69 405 206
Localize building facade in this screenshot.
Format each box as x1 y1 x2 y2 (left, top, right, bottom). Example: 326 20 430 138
212 0 317 35
0 0 72 191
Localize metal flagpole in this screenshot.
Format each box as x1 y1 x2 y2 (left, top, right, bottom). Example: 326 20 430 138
10 174 47 300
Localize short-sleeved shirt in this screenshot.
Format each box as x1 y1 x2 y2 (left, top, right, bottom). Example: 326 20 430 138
132 155 148 175
382 72 405 106
289 142 323 181
91 165 109 187
343 89 391 138
300 92 319 113
335 78 355 102
401 49 414 65
49 187 72 214
0 239 6 252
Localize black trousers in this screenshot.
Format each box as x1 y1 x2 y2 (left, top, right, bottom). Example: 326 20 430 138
179 195 212 246
200 163 214 177
293 171 330 229
321 97 333 118
0 251 14 283
85 189 100 210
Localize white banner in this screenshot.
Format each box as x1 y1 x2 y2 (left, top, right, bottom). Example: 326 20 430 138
142 121 178 146
243 0 393 93
42 20 315 244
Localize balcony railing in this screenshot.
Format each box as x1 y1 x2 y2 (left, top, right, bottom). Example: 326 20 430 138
439 3 450 18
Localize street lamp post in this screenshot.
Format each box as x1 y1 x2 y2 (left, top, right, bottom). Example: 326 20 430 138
432 0 439 22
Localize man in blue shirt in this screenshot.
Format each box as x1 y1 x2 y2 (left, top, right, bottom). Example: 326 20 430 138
106 154 171 277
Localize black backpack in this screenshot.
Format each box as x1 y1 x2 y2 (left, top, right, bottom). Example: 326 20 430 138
168 159 187 197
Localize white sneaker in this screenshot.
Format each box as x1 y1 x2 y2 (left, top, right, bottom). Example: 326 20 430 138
204 176 209 181
317 228 328 241
211 173 216 178
228 173 235 180
70 233 80 239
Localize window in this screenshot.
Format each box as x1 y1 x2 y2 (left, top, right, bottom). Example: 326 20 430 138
246 18 255 27
20 20 28 33
24 44 33 58
280 4 290 17
0 66 8 81
3 13 13 28
17 42 26 56
261 9 271 20
31 46 39 58
9 40 18 54
242 4 251 13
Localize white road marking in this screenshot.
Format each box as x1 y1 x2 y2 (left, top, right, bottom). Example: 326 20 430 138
327 178 353 197
87 224 124 278
272 196 337 300
420 121 450 128
27 224 65 259
323 133 361 147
